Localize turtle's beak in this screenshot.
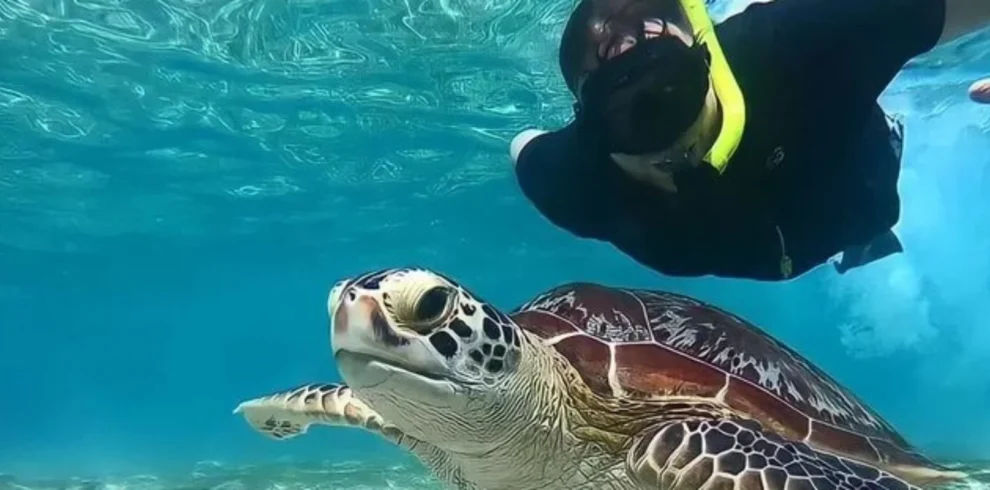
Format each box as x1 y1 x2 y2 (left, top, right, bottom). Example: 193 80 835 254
330 288 409 357
329 285 448 383
330 286 460 409
327 279 347 321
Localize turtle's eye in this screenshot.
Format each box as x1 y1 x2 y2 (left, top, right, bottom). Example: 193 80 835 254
414 286 451 323
391 278 455 332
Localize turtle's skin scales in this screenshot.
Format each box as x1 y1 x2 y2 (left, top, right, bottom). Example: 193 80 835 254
627 418 916 490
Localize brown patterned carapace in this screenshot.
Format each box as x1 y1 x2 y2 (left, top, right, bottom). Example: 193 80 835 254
512 282 938 475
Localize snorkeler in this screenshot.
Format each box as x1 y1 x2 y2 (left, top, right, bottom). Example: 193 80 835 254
509 0 990 281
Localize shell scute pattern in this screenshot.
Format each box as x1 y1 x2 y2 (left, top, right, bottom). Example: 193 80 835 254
518 283 653 343
511 282 938 473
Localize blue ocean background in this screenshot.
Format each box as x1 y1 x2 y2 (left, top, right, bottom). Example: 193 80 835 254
1 0 989 487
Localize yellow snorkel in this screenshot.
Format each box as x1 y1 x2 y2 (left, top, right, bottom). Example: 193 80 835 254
678 0 745 173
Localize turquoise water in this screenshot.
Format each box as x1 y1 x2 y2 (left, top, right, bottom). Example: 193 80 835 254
1 0 990 487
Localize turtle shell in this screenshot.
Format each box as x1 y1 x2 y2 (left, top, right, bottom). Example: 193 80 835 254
511 282 943 478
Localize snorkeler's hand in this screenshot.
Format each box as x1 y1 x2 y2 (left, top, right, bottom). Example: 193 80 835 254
970 78 990 104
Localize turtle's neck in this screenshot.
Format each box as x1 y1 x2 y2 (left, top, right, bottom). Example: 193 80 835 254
446 333 616 489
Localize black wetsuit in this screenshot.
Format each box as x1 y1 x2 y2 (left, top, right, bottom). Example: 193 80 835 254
514 0 946 281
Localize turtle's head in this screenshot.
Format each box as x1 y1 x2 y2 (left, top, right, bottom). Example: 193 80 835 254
328 268 529 449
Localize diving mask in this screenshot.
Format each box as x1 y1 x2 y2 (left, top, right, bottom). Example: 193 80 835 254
575 31 712 156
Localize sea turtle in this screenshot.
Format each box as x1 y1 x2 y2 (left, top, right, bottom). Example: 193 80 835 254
234 268 964 490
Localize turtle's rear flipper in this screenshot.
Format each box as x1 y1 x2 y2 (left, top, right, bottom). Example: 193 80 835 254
233 383 398 442
625 419 921 490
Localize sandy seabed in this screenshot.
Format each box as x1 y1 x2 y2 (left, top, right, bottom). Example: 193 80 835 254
1 459 989 490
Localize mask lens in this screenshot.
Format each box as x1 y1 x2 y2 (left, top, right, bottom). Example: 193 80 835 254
577 36 710 155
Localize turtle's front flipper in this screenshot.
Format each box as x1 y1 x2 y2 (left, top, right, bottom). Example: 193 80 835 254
625 419 921 490
235 383 470 489
233 383 400 442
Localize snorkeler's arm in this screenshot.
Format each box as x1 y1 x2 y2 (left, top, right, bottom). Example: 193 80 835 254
512 123 614 239
756 0 946 106
942 0 990 43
